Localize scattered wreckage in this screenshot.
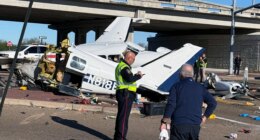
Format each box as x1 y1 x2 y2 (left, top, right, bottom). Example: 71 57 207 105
204 72 258 100
13 17 204 102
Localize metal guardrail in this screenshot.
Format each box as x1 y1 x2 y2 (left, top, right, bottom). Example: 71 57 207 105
111 0 127 3
109 0 259 17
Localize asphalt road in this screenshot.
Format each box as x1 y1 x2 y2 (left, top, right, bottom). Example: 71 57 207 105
1 71 260 140
0 103 260 140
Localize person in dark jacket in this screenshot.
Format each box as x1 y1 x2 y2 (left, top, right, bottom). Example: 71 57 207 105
160 64 217 140
234 54 242 75
193 59 199 82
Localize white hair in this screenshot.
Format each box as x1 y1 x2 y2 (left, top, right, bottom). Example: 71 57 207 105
180 64 194 78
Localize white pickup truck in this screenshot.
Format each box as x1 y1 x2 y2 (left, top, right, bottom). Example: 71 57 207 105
0 44 47 68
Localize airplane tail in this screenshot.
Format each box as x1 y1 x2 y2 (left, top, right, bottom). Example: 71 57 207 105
95 17 132 43
138 43 205 92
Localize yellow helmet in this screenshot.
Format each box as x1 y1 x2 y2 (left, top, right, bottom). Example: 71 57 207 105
61 38 70 48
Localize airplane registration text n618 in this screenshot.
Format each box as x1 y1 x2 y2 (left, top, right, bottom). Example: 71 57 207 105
83 73 117 91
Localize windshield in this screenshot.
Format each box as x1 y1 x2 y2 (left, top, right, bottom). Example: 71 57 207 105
20 45 28 51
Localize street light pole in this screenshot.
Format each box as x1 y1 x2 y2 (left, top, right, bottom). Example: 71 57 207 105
253 0 256 16
39 36 47 45
229 0 236 75
0 0 34 116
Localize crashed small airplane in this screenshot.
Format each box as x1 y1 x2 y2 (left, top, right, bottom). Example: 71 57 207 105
15 17 204 101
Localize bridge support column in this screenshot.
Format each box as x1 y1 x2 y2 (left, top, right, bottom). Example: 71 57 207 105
75 28 87 45
95 27 106 41
57 29 70 47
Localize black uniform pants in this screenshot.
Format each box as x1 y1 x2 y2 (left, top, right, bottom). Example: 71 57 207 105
194 67 199 82
170 124 200 140
234 65 240 75
114 89 136 140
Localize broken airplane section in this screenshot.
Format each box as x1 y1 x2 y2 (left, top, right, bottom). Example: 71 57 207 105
15 17 204 101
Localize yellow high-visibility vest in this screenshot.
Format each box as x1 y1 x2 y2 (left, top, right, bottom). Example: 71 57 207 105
115 61 137 92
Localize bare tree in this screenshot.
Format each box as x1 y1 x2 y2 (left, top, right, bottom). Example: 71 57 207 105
22 37 40 45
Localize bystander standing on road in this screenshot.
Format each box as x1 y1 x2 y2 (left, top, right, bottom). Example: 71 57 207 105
234 54 242 75
198 53 207 83
114 50 144 140
160 64 217 140
194 59 199 82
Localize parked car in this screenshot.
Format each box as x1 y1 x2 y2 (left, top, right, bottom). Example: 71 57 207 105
0 44 47 66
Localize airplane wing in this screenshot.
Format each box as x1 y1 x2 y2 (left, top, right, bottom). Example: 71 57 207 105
136 43 205 94
95 17 132 43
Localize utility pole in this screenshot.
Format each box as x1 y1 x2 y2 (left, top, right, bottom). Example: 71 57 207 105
229 0 236 75
253 0 256 16
253 0 256 5
0 0 34 116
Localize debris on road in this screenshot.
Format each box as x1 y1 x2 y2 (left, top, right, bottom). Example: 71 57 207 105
104 115 116 120
238 129 251 134
56 106 67 111
80 99 91 105
254 111 260 114
204 73 250 99
92 96 117 105
228 133 238 139
239 113 260 121
216 97 255 106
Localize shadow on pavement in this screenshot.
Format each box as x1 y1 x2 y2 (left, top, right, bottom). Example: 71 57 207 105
51 116 112 140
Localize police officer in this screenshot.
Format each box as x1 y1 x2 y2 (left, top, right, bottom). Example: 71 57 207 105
114 50 144 140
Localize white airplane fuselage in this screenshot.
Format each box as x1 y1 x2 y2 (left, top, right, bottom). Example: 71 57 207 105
65 41 169 95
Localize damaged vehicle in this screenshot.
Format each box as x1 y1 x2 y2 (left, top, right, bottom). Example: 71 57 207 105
204 73 253 99
15 17 204 101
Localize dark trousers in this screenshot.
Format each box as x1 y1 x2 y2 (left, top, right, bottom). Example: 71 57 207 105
114 89 135 140
194 67 199 82
234 65 240 75
170 124 200 140
199 68 206 83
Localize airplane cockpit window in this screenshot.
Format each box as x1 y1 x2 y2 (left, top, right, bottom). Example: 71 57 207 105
70 56 86 71
99 55 106 59
108 55 120 63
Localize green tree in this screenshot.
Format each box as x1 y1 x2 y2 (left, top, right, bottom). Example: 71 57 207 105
0 40 16 51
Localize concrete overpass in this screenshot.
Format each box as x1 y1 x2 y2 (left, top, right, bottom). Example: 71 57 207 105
1 0 260 38
1 0 260 71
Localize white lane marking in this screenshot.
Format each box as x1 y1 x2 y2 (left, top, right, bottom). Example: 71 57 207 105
216 116 260 129
20 113 45 125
